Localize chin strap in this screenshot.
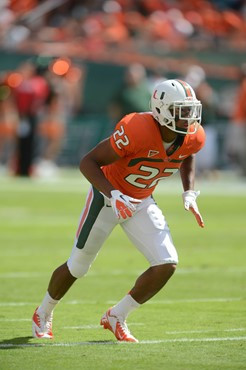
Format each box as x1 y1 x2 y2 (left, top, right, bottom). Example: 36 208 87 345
166 134 185 156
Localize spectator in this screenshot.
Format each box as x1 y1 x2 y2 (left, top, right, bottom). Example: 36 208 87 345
226 64 246 176
36 59 85 177
10 61 50 176
109 63 151 121
184 64 220 174
0 73 18 172
1 0 246 55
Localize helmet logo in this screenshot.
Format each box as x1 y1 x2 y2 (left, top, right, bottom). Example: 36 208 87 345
153 90 158 99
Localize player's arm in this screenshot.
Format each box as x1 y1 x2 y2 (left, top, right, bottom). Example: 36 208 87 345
79 137 119 198
80 137 141 221
180 155 204 228
179 154 195 191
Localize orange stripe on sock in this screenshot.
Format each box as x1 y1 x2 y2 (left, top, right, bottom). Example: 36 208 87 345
76 188 93 238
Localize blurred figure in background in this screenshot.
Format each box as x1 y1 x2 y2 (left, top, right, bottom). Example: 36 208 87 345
10 61 50 176
0 57 85 178
147 67 167 93
184 64 219 176
226 63 246 177
109 63 151 121
37 85 65 176
0 73 18 173
36 58 84 177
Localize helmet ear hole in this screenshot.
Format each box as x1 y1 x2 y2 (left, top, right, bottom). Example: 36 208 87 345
169 105 174 115
156 107 160 114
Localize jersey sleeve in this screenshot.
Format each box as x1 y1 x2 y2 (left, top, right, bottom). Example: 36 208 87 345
109 113 138 157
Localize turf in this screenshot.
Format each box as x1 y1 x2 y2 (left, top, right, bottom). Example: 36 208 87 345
0 171 245 369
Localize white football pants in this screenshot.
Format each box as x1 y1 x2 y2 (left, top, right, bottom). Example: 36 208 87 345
67 186 178 278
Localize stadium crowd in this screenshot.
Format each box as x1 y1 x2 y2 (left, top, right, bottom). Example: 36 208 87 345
0 0 246 177
1 0 246 56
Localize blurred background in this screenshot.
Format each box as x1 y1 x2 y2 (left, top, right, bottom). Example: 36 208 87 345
0 0 246 179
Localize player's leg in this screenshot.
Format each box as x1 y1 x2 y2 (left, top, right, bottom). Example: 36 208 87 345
32 186 117 338
101 197 178 342
46 187 116 300
128 263 176 303
122 198 178 302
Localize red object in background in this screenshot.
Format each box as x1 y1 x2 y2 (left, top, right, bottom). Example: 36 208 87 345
9 0 37 14
12 75 49 115
8 65 50 176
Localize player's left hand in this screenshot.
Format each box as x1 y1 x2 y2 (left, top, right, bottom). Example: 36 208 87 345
182 190 204 228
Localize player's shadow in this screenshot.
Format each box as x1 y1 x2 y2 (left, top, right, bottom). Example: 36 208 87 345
0 337 117 349
0 336 34 350
85 340 117 346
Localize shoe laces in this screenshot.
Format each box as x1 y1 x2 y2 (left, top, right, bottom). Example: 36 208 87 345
116 316 132 337
45 313 53 332
38 310 53 332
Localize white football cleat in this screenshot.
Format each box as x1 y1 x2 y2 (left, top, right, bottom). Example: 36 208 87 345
32 307 53 339
100 308 138 343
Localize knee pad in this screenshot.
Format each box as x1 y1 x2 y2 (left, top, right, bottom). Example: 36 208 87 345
67 247 97 278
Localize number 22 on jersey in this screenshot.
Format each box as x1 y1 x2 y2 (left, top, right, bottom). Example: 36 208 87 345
113 125 178 189
113 125 129 149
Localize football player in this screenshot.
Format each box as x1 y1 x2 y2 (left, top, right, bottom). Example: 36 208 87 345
32 79 205 342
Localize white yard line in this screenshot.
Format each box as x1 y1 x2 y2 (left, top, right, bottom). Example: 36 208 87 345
1 267 245 278
62 324 100 329
0 301 97 306
0 319 243 334
0 318 30 322
0 297 243 307
0 303 33 307
62 323 144 329
62 326 245 332
145 297 243 304
0 272 47 278
0 336 246 348
140 337 246 344
62 327 245 333
107 297 242 305
165 328 246 334
1 172 246 196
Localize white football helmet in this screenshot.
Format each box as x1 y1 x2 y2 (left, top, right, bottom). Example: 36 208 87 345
150 79 202 134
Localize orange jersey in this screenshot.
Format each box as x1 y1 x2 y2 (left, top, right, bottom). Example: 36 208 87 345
102 112 205 199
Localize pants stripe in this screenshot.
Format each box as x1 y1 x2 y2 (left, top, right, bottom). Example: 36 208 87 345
76 187 93 239
76 187 104 249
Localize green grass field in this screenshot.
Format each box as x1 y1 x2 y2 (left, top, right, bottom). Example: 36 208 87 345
0 171 245 370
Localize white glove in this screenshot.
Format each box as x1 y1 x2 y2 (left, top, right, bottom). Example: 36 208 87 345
110 190 141 221
182 190 204 228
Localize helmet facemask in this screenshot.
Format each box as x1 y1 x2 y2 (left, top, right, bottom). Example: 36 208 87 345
167 99 202 134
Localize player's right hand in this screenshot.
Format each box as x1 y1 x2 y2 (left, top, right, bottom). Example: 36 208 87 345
110 190 141 221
